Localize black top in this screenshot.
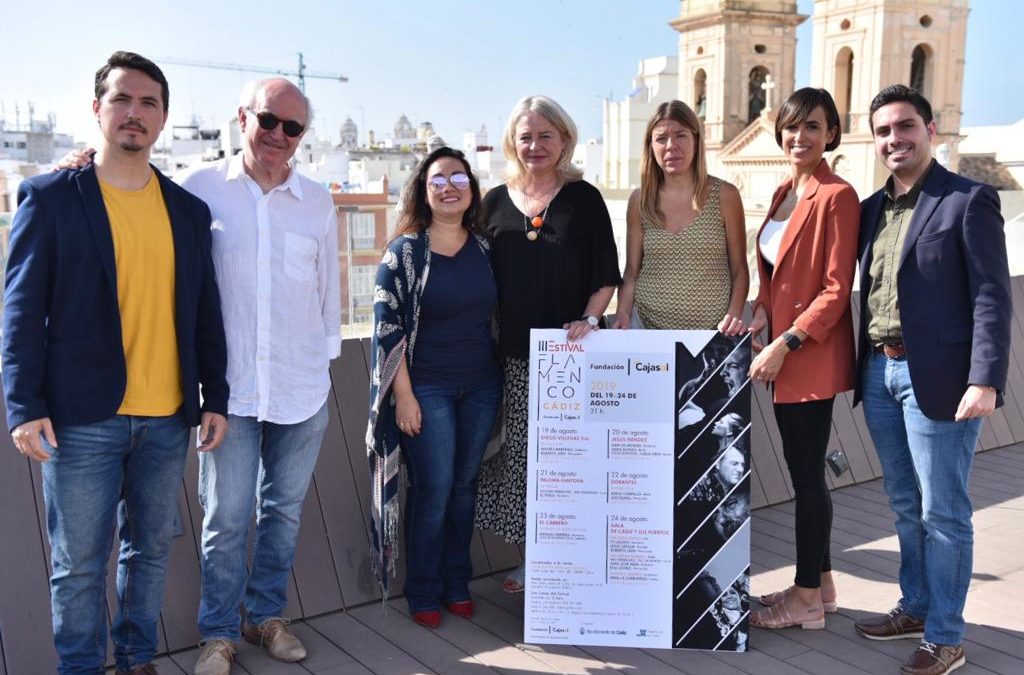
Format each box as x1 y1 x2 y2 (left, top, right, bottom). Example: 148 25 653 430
487 180 622 359
412 237 500 386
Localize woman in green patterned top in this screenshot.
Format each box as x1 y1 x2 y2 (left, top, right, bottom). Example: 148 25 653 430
612 100 748 333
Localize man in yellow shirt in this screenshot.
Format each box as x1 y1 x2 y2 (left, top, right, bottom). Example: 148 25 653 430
2 51 228 675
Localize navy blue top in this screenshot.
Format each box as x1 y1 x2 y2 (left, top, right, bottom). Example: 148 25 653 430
412 237 499 386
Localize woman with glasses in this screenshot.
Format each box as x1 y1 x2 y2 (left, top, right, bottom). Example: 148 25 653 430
612 100 747 334
474 95 621 592
367 146 501 628
747 88 859 630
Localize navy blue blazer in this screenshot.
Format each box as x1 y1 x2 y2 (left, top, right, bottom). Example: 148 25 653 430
2 164 229 431
852 162 1012 420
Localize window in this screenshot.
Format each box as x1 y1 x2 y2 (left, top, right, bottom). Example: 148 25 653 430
910 44 931 96
350 264 376 300
694 69 707 119
349 212 376 251
748 67 770 123
834 47 854 132
349 264 377 327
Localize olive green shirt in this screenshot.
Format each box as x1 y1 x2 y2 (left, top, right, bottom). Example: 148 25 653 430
865 163 933 344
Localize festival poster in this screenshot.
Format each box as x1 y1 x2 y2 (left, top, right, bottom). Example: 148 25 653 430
524 329 751 651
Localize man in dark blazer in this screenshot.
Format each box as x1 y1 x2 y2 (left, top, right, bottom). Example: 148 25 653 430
1 52 228 675
852 85 1011 675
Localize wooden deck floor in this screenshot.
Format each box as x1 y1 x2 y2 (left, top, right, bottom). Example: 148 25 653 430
135 443 1024 675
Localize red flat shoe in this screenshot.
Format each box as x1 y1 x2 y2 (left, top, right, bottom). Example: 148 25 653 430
446 600 474 618
412 610 441 628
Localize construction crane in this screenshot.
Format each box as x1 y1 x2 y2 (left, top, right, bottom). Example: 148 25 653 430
156 52 347 93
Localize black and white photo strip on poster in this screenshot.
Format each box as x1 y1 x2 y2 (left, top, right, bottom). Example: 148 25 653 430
673 333 751 650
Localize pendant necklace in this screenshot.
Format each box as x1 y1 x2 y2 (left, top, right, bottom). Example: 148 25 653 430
520 184 559 242
525 205 549 241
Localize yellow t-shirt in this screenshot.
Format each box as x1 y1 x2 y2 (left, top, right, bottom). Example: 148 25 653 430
99 174 183 415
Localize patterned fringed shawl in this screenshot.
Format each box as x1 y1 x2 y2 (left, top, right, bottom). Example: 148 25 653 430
366 230 491 597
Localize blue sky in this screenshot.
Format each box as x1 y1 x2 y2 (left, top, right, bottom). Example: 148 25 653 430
0 0 1019 147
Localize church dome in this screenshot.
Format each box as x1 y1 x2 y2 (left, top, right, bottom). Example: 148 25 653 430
395 114 415 139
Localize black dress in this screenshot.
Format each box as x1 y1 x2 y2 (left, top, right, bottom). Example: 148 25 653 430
475 180 622 543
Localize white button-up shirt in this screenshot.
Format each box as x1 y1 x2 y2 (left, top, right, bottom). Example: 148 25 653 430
181 153 341 424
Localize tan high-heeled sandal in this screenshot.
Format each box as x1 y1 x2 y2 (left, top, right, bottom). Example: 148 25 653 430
750 596 826 630
759 587 837 613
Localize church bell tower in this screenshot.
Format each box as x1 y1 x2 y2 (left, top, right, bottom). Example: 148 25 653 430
670 1 807 155
810 0 970 193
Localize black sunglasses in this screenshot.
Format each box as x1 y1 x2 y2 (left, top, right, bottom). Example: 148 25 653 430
247 108 305 138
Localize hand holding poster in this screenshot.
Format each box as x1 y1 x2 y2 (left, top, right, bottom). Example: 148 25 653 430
525 329 751 651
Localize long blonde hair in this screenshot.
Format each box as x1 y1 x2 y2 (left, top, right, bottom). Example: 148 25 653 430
639 100 708 228
502 95 584 188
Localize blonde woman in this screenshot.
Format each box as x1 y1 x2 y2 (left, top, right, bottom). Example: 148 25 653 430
475 95 621 591
613 100 747 333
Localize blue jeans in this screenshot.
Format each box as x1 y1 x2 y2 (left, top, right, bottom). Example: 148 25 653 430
402 376 502 612
862 353 981 645
197 403 328 640
41 412 189 675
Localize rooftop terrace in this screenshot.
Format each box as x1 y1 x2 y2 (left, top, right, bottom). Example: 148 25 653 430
125 443 1024 675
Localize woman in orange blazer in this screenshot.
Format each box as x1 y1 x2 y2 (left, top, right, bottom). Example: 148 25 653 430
747 88 859 630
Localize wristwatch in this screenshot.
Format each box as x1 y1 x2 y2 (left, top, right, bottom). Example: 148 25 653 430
582 315 600 328
781 331 803 351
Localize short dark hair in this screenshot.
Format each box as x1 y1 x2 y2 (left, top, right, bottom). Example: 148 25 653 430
390 146 484 244
774 87 842 152
868 84 933 133
95 51 169 112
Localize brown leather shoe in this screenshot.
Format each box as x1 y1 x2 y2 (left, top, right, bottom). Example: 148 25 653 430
900 642 966 675
115 665 159 675
243 617 307 662
193 638 236 675
855 606 925 641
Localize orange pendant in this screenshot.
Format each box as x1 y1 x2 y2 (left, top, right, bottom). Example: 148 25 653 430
531 216 544 228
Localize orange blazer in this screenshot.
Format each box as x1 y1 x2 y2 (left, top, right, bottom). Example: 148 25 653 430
754 160 860 403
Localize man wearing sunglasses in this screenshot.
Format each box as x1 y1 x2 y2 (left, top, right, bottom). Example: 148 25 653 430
180 77 341 675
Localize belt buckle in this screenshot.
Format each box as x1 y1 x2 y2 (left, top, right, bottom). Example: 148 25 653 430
881 342 905 359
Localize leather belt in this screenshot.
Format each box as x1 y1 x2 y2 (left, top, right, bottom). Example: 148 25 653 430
874 342 906 359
